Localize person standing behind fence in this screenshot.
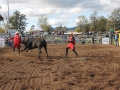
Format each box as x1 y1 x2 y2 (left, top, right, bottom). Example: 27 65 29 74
114 33 119 46
98 36 102 44
64 33 79 58
13 31 22 54
92 35 95 44
5 37 9 47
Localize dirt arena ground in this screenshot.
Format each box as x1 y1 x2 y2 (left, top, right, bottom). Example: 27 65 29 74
0 44 120 90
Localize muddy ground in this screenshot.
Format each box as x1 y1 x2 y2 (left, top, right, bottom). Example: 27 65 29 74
0 44 120 90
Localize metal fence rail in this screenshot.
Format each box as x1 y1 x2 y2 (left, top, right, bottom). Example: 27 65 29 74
1 34 114 46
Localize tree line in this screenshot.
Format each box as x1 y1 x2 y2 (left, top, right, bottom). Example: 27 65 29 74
0 7 120 34
76 7 120 33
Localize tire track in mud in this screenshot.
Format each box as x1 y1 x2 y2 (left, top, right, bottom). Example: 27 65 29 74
0 59 29 90
20 63 37 90
0 45 120 90
49 59 87 90
31 67 42 90
29 62 49 89
1 59 22 80
40 62 54 90
42 70 53 90
14 61 32 90
29 67 39 86
1 57 119 90
14 61 41 90
92 60 120 71
51 57 86 67
63 57 120 87
107 62 119 70
25 62 54 90
20 61 54 90
0 59 38 90
0 58 20 76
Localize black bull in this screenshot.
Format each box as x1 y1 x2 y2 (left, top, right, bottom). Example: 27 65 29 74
21 38 48 59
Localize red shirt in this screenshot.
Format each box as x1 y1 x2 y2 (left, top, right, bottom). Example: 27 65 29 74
13 34 21 48
68 36 75 45
67 36 75 50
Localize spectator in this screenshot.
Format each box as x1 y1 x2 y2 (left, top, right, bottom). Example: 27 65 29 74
114 33 119 46
92 35 95 44
98 36 102 44
5 37 9 47
105 33 109 37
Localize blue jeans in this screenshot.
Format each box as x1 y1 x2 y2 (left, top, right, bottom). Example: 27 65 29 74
115 40 119 46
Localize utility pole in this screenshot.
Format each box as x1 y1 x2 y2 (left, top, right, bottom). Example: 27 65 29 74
7 0 9 34
0 5 1 25
0 6 4 24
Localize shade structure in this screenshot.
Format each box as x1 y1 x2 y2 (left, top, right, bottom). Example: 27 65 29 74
64 32 82 35
32 27 44 32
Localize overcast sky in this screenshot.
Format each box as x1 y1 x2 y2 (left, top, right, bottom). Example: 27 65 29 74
0 0 120 30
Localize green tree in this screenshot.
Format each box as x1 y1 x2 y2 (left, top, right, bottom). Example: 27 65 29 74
0 6 3 21
0 15 3 21
89 25 94 32
61 26 68 32
41 24 52 32
76 15 88 34
109 7 120 30
0 13 8 33
9 10 28 32
56 25 62 31
106 20 114 31
97 16 107 32
89 11 98 32
84 24 90 33
38 15 52 32
0 27 5 33
75 27 81 32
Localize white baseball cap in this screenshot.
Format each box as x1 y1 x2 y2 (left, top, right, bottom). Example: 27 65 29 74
15 31 19 34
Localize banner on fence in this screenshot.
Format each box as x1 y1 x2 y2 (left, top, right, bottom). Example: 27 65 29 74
119 33 120 45
0 38 5 47
102 37 109 44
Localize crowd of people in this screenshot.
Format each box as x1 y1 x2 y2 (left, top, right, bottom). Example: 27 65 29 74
5 37 13 47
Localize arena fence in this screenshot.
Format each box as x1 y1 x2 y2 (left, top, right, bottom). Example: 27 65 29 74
21 34 99 44
0 34 116 47
21 34 112 45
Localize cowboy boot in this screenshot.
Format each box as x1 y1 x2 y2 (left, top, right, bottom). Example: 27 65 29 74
18 48 20 54
13 47 15 52
73 50 80 58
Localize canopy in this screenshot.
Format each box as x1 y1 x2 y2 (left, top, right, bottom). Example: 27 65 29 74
64 32 82 35
32 27 44 31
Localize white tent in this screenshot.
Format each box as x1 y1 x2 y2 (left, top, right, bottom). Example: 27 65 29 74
32 27 44 31
64 32 82 35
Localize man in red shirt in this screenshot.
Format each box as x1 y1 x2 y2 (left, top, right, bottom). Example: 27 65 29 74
13 31 22 54
64 33 79 57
